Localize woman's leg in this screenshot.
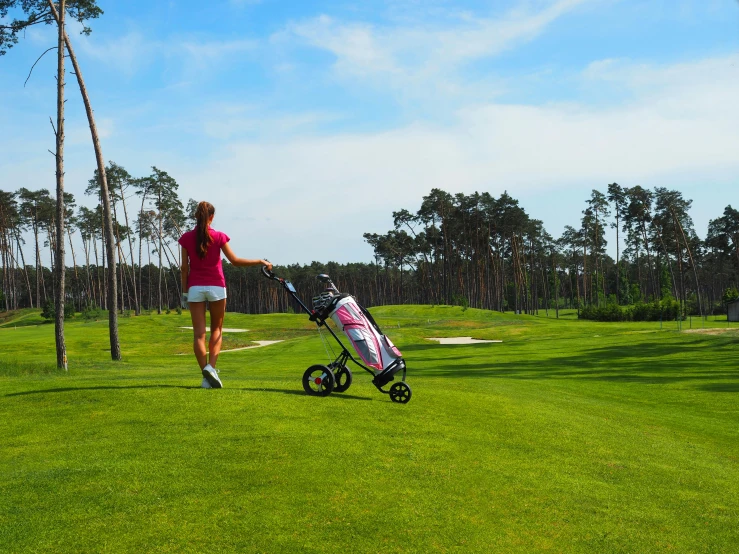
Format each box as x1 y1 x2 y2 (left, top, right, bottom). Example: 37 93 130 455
208 299 227 368
189 301 208 370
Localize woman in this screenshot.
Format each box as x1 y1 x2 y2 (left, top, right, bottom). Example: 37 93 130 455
179 201 272 388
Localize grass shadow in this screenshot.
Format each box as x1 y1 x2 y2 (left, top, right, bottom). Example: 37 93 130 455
412 340 739 390
697 383 739 393
6 384 374 401
6 384 200 396
239 387 372 401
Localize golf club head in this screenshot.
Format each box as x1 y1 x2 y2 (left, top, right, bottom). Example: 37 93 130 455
316 273 340 293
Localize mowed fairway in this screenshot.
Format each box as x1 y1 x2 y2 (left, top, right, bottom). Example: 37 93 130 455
1 306 738 553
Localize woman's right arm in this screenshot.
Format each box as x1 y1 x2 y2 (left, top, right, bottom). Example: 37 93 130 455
221 243 272 270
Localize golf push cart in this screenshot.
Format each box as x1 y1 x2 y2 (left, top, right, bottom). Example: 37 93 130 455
262 267 412 404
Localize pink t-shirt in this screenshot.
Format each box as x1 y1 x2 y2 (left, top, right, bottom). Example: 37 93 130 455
178 228 231 288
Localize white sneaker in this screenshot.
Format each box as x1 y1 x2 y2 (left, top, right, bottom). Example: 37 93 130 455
201 377 212 389
202 364 223 388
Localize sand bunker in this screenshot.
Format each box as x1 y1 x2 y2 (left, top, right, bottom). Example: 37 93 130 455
180 327 248 333
219 340 283 352
682 328 739 335
426 337 502 345
175 340 283 355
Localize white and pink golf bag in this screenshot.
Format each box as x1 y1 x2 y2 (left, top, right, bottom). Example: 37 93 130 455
327 296 403 374
264 267 411 403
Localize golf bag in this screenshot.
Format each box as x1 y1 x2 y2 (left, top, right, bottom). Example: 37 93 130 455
263 267 411 403
312 292 405 385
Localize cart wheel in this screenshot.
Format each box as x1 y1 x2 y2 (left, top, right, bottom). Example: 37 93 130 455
389 382 412 404
302 365 335 397
333 366 353 393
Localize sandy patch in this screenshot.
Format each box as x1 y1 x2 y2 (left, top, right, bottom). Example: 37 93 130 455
426 337 502 345
219 340 284 352
180 327 249 333
175 340 283 355
682 328 739 335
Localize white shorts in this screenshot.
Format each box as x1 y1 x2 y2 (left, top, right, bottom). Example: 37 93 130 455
188 286 227 302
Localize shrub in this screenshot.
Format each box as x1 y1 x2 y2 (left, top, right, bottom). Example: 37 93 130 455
82 305 104 321
580 297 684 322
452 294 470 312
40 299 54 320
40 300 75 320
723 287 739 304
579 303 626 322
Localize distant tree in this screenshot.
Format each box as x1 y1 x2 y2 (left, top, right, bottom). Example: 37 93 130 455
607 183 627 304
146 167 182 313
585 190 610 305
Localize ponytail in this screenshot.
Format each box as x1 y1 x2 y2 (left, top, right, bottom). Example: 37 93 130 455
195 201 215 259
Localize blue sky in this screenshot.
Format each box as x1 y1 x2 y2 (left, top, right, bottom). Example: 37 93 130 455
1 0 738 264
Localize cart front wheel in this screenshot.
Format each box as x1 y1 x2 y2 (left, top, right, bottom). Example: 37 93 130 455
333 365 353 393
389 382 412 404
302 365 335 397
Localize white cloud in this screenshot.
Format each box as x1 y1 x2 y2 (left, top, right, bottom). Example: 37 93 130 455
69 19 257 77
177 38 258 69
76 30 152 77
200 104 343 139
279 0 593 84
170 52 739 262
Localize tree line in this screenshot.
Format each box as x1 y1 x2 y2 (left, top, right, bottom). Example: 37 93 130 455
0 162 186 315
2 180 738 322
362 186 739 319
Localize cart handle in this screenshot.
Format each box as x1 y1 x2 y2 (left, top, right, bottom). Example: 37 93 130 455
262 265 278 280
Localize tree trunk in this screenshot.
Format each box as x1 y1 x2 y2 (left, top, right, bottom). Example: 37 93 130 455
137 190 148 312
49 0 120 360
119 179 139 315
66 226 78 311
157 190 163 315
13 229 33 309
33 216 42 305
111 199 125 312
615 213 620 304
672 209 702 317
82 234 92 307
53 0 68 370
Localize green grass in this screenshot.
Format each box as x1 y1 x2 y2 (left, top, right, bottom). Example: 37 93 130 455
1 306 738 553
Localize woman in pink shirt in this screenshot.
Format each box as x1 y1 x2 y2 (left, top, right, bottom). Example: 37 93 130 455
179 201 272 388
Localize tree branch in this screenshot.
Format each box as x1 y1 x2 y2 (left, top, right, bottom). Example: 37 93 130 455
49 116 57 137
0 15 55 31
24 46 58 87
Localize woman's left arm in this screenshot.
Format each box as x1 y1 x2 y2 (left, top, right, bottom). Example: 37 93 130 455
221 243 272 270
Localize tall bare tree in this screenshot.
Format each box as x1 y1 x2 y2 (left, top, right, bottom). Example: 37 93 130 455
47 0 120 359
51 0 67 369
1 0 119 359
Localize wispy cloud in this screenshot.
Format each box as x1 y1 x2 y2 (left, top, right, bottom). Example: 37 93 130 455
198 102 343 139
278 0 593 82
76 29 154 77
177 38 258 70
69 18 258 77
